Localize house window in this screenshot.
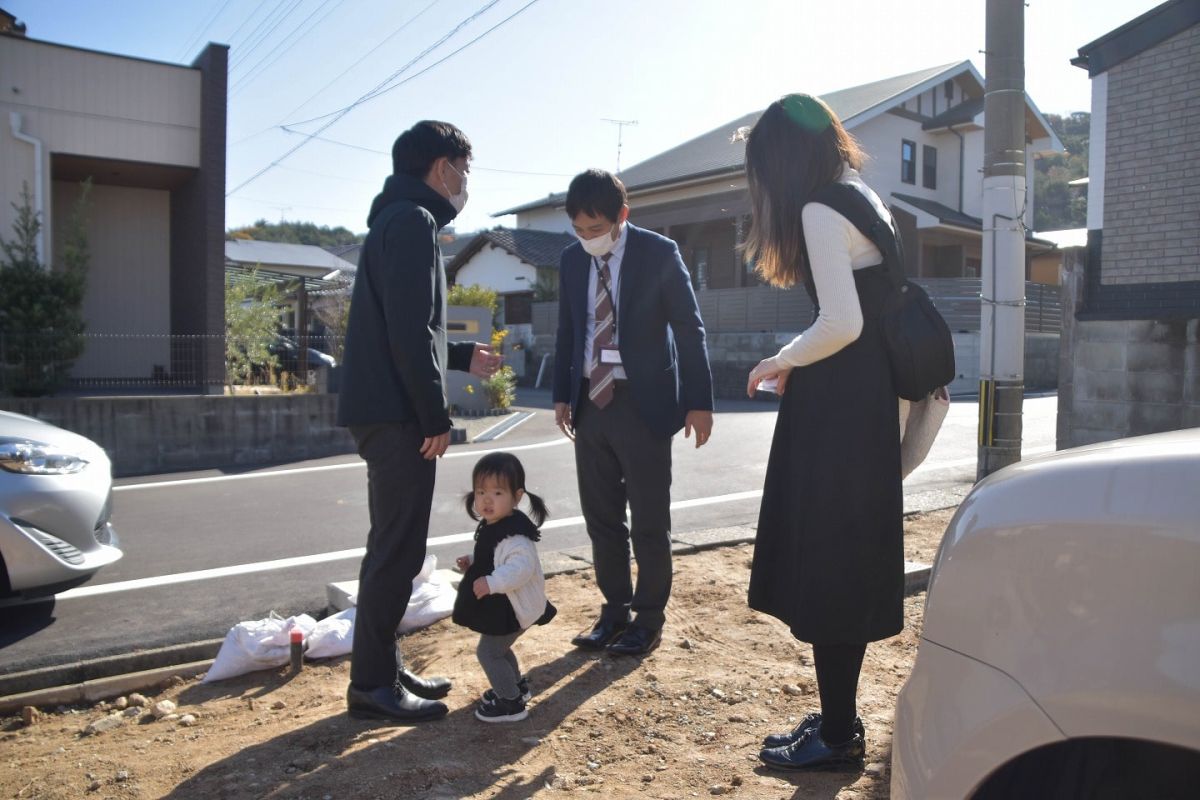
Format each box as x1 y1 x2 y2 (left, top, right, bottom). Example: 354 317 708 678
901 140 917 184
504 292 532 325
944 79 954 103
923 145 937 189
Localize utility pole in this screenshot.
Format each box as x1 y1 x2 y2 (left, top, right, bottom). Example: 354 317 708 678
978 0 1027 479
602 118 638 174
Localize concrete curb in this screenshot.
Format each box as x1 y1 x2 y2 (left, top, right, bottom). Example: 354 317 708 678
0 505 955 715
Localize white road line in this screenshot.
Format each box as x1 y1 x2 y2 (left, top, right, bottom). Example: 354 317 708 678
476 411 537 442
112 436 570 492
52 488 768 601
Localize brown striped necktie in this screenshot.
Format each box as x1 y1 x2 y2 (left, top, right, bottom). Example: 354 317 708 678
588 254 616 409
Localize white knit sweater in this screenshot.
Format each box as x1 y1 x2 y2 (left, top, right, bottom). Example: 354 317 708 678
483 534 549 630
771 167 887 370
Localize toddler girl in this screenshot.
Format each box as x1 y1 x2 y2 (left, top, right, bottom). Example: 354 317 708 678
452 452 555 722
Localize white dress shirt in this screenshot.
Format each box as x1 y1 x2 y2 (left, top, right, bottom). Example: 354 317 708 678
584 222 629 380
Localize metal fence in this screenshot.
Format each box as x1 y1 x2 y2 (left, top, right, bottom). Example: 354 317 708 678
0 332 345 395
531 279 1063 336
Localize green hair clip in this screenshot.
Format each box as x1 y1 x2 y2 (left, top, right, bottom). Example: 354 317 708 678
781 94 831 134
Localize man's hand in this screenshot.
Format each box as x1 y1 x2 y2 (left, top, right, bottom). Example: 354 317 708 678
420 431 450 460
747 357 792 397
468 343 503 378
554 402 575 441
683 410 713 448
472 576 491 599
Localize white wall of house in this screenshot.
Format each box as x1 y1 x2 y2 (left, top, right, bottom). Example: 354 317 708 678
456 244 537 293
0 37 202 263
516 206 571 232
961 128 985 219
51 181 171 379
1087 72 1108 231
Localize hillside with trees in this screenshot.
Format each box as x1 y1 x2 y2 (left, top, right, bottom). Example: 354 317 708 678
227 219 363 247
1034 112 1089 232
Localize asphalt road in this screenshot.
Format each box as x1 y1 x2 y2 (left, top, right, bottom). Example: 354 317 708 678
0 390 1058 675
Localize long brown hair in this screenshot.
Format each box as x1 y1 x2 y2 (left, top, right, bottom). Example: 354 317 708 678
741 94 864 288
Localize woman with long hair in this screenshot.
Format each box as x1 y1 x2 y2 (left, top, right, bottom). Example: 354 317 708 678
742 94 904 771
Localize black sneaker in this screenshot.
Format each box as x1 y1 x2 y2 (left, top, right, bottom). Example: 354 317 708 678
475 695 528 723
482 676 531 704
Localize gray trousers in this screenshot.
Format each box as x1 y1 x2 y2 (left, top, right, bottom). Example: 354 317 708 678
574 381 673 631
477 630 524 701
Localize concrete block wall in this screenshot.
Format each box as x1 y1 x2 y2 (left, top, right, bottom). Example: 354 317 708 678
0 394 355 477
1058 318 1200 448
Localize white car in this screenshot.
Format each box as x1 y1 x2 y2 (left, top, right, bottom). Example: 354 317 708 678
892 429 1200 798
0 411 121 597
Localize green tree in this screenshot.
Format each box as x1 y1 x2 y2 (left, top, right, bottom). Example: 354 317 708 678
0 182 90 396
226 219 364 247
1034 112 1089 231
224 270 282 387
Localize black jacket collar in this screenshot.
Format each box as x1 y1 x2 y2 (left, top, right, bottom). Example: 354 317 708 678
367 173 458 230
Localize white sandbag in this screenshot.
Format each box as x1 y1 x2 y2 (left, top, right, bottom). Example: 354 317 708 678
203 613 317 683
305 607 356 660
398 554 456 633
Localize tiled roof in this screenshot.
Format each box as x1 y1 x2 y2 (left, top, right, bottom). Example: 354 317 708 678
226 240 357 275
494 62 969 216
322 243 361 271
448 228 577 276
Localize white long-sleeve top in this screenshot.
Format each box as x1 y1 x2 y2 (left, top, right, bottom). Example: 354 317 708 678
771 168 887 370
483 535 549 630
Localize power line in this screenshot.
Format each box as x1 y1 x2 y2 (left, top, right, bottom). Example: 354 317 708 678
276 128 574 176
276 0 442 122
282 0 503 129
228 0 512 196
229 0 301 72
230 0 345 96
224 1 278 49
175 0 234 62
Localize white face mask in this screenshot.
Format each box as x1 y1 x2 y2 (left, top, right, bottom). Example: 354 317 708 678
578 224 617 257
442 161 468 213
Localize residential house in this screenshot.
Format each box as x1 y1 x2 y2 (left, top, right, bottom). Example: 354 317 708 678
0 14 226 389
447 228 575 377
498 61 1065 396
225 239 355 345
1058 0 1200 447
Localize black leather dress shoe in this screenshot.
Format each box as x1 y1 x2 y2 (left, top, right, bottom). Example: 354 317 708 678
571 617 629 650
606 624 662 656
347 684 448 723
762 713 864 748
394 667 451 700
758 727 866 771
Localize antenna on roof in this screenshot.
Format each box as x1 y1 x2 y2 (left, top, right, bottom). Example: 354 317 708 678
602 118 638 174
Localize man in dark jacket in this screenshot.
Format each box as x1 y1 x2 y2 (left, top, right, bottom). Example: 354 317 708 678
337 120 500 723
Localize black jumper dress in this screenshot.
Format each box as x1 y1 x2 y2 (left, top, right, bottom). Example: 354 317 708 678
452 511 555 635
748 256 904 645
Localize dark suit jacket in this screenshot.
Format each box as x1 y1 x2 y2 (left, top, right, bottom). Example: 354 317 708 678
336 174 473 436
553 224 713 438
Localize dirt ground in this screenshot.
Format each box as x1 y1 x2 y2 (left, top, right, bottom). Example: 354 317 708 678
0 510 953 800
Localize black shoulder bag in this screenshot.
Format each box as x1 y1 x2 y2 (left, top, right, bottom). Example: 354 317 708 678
808 183 956 401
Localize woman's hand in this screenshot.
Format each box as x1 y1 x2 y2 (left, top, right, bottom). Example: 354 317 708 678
747 357 793 397
473 576 491 599
455 555 472 573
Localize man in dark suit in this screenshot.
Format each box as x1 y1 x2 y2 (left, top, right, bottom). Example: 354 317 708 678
337 120 501 722
554 169 714 656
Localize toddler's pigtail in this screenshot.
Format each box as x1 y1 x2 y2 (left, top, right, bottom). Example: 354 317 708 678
524 491 549 530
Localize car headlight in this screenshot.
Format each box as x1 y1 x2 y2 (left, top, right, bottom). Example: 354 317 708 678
0 440 89 475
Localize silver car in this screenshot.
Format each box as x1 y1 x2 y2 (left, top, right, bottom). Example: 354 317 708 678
0 410 121 597
892 428 1200 798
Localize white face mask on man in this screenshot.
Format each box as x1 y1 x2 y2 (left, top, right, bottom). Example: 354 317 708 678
578 225 618 257
442 161 469 213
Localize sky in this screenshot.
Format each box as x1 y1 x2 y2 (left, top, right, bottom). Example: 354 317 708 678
7 0 1164 236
